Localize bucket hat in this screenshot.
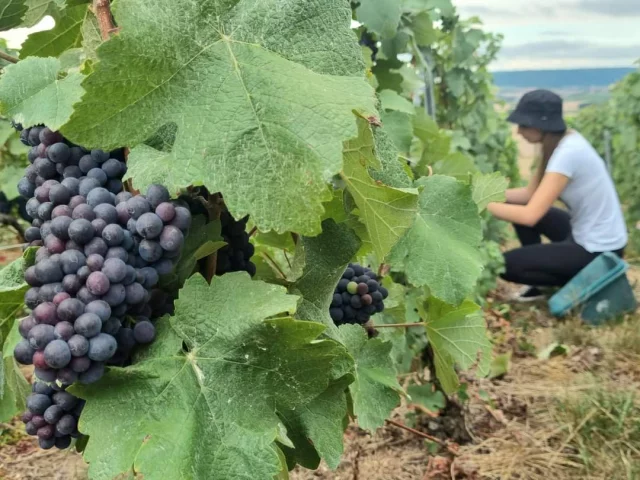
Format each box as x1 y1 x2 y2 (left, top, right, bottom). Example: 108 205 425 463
507 89 567 132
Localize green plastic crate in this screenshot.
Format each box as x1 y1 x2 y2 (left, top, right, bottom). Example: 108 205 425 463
548 252 638 325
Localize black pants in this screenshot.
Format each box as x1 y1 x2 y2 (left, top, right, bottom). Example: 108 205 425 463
501 207 624 287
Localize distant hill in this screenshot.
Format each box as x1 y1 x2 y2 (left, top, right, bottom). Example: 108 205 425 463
492 67 634 90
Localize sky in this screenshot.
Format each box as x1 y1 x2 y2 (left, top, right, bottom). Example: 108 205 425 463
456 0 640 70
2 1 639 72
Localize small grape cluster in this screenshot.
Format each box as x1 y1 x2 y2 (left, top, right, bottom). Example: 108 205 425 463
359 30 379 62
215 211 256 276
330 263 388 326
21 381 84 450
12 124 191 387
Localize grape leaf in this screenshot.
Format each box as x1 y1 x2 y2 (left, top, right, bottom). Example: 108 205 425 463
339 325 402 431
369 125 414 189
20 4 88 58
341 116 418 261
388 175 483 305
406 383 445 412
0 251 32 344
472 172 508 212
21 0 64 27
72 273 352 480
80 9 101 59
0 321 30 422
424 297 491 394
356 0 402 39
0 164 25 200
432 151 476 181
278 375 352 470
409 11 437 46
0 57 84 130
379 89 415 115
0 0 27 31
160 215 224 291
380 110 414 154
61 0 376 235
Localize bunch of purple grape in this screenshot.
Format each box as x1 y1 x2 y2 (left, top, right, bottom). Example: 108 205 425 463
21 381 84 450
215 211 256 277
12 124 191 385
330 263 388 326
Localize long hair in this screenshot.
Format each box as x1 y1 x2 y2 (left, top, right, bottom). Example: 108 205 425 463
535 131 568 184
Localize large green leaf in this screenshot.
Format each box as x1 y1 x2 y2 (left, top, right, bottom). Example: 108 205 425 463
409 11 437 46
339 325 402 431
388 175 483 305
472 172 508 212
290 221 401 432
341 116 418 261
72 273 352 480
432 151 476 181
20 4 89 58
379 89 415 115
0 57 84 130
0 0 27 31
61 0 376 235
424 297 491 394
356 0 402 39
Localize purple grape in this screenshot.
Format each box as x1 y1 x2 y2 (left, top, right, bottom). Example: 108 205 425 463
48 184 70 205
79 177 101 197
88 333 117 362
34 367 57 383
57 368 78 385
33 302 58 325
159 225 184 252
87 187 113 208
145 184 170 209
60 249 86 274
44 340 71 369
47 142 70 163
102 224 124 246
77 286 98 304
62 274 81 295
102 159 124 179
37 202 53 221
19 316 37 338
133 320 156 344
50 216 72 240
170 206 192 231
44 234 65 254
102 257 127 283
69 355 91 373
87 167 108 185
78 362 104 384
72 203 95 221
14 339 35 364
68 195 86 209
61 177 80 196
68 335 89 357
89 219 105 237
86 253 105 272
84 237 108 257
126 196 151 219
102 283 126 307
63 166 83 179
35 258 64 284
136 212 163 239
86 271 110 296
74 313 102 338
125 282 146 305
54 322 75 341
105 247 128 262
57 298 85 322
139 239 163 262
93 203 117 224
79 155 98 174
84 300 111 322
155 202 176 223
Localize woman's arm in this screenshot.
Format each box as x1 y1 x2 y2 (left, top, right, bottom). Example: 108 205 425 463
488 172 569 227
505 187 532 205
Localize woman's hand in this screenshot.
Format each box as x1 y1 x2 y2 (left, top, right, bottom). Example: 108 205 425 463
488 172 569 226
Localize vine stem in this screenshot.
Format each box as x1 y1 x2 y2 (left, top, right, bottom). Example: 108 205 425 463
93 0 116 40
373 322 424 329
0 50 19 64
260 251 287 280
384 420 458 455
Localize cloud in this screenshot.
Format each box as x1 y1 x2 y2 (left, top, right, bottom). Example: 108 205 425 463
501 40 640 59
577 0 640 16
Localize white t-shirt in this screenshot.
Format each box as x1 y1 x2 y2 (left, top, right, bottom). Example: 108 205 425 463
545 131 628 253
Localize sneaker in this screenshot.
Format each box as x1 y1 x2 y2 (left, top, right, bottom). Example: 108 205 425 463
511 286 546 303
